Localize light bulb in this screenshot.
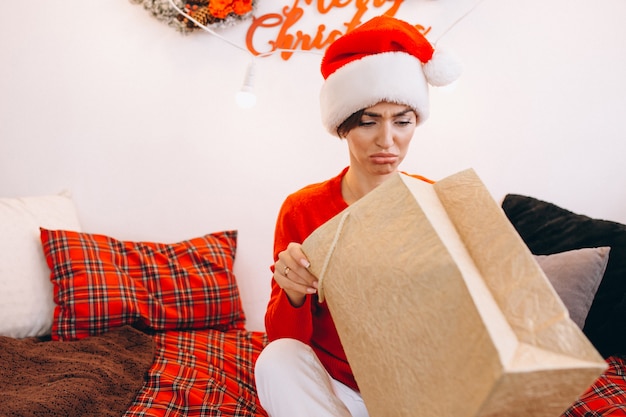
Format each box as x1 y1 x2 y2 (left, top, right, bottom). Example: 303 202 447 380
235 60 257 109
236 87 257 109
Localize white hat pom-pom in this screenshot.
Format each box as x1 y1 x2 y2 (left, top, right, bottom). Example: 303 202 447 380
423 48 463 87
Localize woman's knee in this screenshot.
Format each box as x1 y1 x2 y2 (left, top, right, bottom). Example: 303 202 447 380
255 338 312 380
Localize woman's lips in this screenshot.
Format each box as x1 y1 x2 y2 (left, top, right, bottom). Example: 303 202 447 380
370 153 398 164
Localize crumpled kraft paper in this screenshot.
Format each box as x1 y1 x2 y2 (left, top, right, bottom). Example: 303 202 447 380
301 169 607 417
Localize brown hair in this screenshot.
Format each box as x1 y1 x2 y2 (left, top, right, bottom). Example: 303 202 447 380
336 109 366 138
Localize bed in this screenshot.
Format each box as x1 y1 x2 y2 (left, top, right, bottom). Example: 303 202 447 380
0 193 268 416
0 191 625 416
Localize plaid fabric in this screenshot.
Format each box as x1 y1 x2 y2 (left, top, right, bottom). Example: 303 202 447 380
41 229 246 341
563 356 626 416
125 328 268 417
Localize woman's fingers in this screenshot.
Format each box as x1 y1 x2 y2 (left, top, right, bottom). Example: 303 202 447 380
273 263 315 307
275 243 317 295
275 259 316 291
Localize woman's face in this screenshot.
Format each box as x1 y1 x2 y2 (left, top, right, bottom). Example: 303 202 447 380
343 101 417 177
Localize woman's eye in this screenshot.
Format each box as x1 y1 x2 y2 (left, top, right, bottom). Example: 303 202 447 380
396 120 413 126
359 120 376 127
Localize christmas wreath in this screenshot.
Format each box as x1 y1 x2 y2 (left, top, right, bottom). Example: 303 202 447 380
131 0 257 33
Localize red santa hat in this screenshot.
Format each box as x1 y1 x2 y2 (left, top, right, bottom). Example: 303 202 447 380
320 15 462 136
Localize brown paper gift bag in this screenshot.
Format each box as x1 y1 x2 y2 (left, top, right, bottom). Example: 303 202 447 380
301 169 607 417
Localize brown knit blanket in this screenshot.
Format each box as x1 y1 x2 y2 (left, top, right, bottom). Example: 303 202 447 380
0 325 155 416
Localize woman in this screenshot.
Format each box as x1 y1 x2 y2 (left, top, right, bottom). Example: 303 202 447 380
254 15 461 417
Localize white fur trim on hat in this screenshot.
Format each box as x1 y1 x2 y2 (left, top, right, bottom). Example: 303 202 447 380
320 52 429 137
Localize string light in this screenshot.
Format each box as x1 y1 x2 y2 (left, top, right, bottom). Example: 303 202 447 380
166 0 261 108
165 0 486 108
433 0 488 45
166 0 327 109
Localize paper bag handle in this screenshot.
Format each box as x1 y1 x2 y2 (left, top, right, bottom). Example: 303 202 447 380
316 211 351 303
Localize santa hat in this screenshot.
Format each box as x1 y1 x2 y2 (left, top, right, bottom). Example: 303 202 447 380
320 15 462 136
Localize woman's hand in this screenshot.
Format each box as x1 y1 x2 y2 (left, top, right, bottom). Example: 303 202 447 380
274 242 318 307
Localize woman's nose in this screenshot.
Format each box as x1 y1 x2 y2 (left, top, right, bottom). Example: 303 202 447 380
376 122 395 148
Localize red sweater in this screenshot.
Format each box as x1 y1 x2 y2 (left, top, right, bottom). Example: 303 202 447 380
264 167 433 391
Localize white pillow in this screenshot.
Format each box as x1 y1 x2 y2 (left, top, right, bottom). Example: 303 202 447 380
0 191 81 338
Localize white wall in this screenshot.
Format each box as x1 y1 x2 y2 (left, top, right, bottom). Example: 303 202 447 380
1 0 625 331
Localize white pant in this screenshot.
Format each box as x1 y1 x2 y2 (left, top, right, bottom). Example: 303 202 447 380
255 338 369 417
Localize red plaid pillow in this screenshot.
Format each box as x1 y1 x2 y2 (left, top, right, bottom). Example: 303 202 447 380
40 229 246 341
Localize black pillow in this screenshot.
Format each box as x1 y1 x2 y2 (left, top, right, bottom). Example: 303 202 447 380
502 194 626 358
